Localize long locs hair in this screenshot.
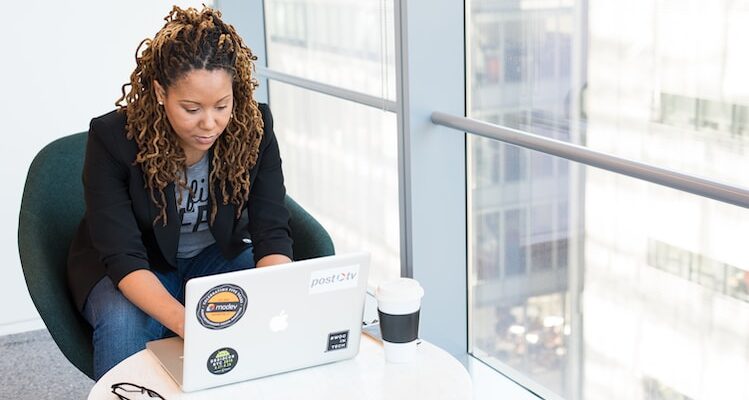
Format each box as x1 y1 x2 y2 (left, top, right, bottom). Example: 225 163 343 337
115 6 264 226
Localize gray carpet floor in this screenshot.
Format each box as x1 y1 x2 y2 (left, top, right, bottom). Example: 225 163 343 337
0 329 93 400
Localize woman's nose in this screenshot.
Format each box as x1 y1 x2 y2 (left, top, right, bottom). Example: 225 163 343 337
199 112 217 131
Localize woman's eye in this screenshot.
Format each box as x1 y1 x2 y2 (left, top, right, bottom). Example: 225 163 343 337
216 105 228 110
185 108 199 114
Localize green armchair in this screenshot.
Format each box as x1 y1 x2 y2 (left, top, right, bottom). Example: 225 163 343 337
18 131 334 380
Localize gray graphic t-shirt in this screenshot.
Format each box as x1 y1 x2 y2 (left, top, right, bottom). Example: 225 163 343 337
177 154 216 258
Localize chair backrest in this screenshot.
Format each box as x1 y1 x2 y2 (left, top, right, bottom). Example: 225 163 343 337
18 133 92 377
285 196 335 260
19 131 334 380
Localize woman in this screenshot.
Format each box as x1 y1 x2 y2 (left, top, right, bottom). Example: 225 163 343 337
66 6 293 380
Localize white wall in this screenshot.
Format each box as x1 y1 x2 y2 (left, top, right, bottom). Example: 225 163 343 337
1 0 210 335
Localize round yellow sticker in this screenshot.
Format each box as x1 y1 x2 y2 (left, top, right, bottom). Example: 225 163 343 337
196 284 247 329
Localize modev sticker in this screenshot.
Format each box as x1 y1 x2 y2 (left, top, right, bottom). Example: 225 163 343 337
207 347 238 375
309 265 360 294
196 284 247 329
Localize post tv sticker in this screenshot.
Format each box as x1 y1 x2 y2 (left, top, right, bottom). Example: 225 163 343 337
196 284 247 329
207 347 238 375
309 265 360 294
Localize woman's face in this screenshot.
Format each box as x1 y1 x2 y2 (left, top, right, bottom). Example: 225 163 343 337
154 68 234 164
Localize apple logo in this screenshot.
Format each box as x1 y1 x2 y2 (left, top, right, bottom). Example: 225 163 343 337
269 310 289 332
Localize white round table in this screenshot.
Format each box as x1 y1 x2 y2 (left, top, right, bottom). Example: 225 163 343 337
88 335 472 399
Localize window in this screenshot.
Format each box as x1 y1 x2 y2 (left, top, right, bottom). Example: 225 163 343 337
467 0 749 398
265 0 396 100
269 82 400 285
262 0 399 287
228 1 749 398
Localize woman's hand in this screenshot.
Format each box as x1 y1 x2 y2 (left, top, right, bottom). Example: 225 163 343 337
118 269 186 337
116 255 291 337
256 254 292 268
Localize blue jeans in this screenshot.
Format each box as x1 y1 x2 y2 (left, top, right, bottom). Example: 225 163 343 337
82 243 255 380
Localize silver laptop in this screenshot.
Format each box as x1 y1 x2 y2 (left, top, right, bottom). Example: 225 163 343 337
147 252 370 392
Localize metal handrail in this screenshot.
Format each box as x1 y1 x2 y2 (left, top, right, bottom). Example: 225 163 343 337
257 67 398 112
431 111 749 209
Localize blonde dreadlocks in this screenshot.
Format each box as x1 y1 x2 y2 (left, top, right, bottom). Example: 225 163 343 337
116 5 263 226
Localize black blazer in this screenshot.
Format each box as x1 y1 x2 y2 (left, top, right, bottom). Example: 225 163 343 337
67 103 293 311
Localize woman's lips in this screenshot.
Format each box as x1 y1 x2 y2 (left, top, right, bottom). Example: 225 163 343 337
195 134 217 144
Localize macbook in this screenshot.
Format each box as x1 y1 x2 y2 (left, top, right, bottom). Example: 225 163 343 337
147 252 370 392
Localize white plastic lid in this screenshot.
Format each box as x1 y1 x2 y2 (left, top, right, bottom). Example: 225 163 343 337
375 278 424 304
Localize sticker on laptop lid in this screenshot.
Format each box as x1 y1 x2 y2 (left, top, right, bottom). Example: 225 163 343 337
309 264 360 294
207 347 239 375
326 330 350 352
196 284 247 330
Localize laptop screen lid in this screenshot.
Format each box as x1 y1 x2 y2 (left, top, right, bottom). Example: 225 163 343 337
179 252 370 392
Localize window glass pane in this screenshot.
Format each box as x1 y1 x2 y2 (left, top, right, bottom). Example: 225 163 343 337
265 0 396 100
468 1 749 397
530 204 553 271
468 0 749 186
503 208 527 276
469 147 749 399
269 81 400 286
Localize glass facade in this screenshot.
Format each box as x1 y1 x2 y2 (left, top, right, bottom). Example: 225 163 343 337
467 0 749 399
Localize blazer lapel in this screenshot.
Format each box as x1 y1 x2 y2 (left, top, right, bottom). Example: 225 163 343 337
151 182 180 267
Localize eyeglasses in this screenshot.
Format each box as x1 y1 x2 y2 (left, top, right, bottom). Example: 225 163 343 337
110 382 166 400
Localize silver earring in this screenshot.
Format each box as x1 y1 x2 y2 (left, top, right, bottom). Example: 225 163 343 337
158 101 164 106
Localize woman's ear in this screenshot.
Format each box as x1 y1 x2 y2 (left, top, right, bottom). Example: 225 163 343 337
153 80 166 104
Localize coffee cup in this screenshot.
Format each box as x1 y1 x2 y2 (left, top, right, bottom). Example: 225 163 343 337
375 278 424 363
